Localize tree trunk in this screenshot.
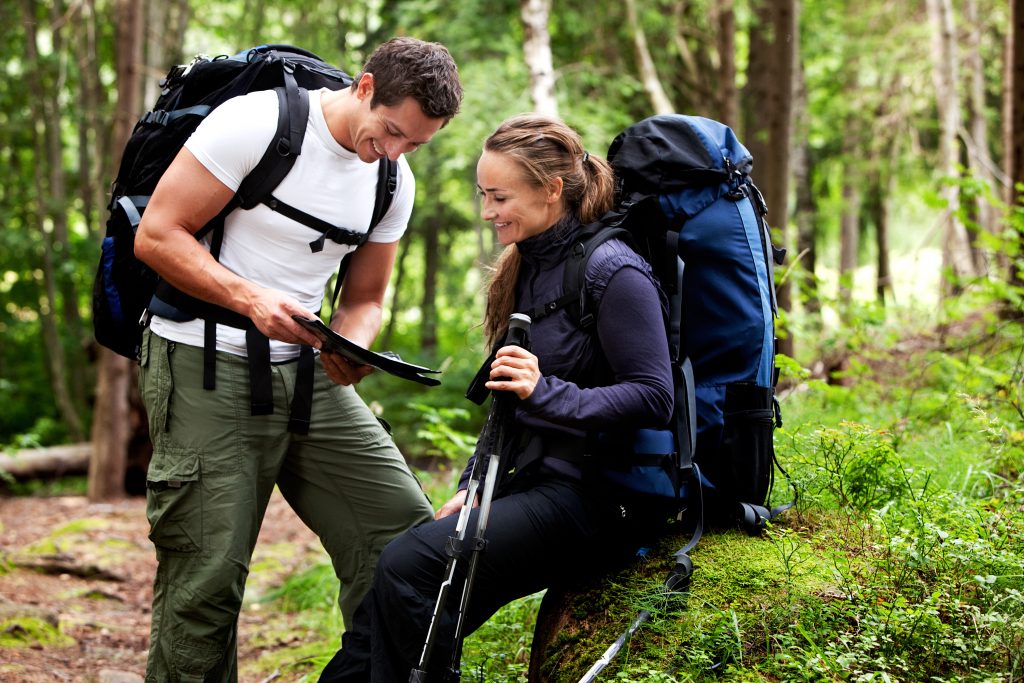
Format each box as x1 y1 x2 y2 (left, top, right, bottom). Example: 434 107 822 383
70 0 108 242
927 0 975 294
963 0 997 258
624 0 675 115
144 0 192 106
866 168 893 305
839 175 860 309
0 444 92 479
21 0 86 442
520 0 558 116
1007 0 1024 289
381 234 413 350
743 0 797 356
713 0 739 128
793 61 820 317
421 217 441 353
88 0 144 502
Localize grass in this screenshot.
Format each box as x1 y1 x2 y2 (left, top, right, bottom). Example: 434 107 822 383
247 312 1024 682
0 616 75 648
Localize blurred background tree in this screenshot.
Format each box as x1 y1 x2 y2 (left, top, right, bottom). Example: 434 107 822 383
0 0 1019 498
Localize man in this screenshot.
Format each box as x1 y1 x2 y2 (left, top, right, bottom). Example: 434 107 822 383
133 37 462 681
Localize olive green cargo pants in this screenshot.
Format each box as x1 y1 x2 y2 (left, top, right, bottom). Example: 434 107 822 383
139 330 433 682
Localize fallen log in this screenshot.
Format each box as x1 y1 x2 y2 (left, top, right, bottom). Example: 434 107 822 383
0 443 91 479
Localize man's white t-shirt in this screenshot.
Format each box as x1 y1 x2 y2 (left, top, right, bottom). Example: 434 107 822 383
150 88 414 361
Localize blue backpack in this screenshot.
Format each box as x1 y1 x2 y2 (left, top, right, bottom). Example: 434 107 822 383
534 115 794 576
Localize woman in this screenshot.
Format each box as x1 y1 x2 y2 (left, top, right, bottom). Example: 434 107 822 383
319 113 674 681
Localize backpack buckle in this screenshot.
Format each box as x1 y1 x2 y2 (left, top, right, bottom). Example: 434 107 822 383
142 110 170 126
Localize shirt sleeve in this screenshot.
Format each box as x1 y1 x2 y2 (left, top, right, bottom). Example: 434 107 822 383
520 264 674 430
183 90 278 192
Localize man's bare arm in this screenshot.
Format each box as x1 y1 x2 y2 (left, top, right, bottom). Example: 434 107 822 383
320 240 399 384
134 147 322 347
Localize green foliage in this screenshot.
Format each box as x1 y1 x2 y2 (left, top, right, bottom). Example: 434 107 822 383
411 403 478 463
461 591 544 681
0 474 87 497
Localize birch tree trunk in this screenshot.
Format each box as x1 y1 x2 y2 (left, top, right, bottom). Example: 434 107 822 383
520 0 558 116
89 0 144 502
926 0 976 293
624 0 675 115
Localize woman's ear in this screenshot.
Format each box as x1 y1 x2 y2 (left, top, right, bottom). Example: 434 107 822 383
546 177 564 204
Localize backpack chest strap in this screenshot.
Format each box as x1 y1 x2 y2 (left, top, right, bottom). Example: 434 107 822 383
263 195 371 252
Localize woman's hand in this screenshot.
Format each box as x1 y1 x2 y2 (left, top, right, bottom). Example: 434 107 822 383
435 490 477 519
485 345 540 400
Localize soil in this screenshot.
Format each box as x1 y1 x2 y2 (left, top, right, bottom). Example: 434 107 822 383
0 491 326 682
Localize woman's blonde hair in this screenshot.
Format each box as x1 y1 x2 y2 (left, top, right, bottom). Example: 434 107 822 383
481 114 615 346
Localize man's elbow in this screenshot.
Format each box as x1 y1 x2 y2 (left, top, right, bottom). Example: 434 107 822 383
134 220 159 266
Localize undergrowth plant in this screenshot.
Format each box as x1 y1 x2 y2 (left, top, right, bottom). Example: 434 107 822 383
251 311 1024 682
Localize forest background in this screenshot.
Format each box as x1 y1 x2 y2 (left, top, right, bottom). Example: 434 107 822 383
2 0 1024 681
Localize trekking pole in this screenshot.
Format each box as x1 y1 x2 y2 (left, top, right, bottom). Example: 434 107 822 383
410 313 532 683
577 609 651 683
576 561 691 683
576 464 703 683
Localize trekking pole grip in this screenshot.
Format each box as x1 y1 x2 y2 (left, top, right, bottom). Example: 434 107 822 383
504 312 531 350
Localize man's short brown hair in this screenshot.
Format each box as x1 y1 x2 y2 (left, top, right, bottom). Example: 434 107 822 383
355 37 462 123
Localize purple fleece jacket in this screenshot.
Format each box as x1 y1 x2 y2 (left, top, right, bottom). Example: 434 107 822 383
460 216 674 488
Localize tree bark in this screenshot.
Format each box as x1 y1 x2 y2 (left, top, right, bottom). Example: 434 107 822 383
520 0 558 116
1008 0 1024 289
70 0 108 242
927 0 976 293
0 444 92 479
743 0 797 356
625 0 675 115
421 217 440 353
839 169 860 309
866 168 893 305
713 0 739 128
380 234 413 350
793 61 820 316
963 0 997 256
21 0 86 442
88 0 144 502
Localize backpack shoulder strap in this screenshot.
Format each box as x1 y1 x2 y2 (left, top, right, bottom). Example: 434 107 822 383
236 71 307 211
525 223 630 328
328 157 399 309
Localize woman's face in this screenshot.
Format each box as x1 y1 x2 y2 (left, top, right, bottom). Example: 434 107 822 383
476 150 563 246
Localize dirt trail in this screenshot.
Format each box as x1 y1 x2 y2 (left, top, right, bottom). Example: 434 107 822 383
0 491 326 682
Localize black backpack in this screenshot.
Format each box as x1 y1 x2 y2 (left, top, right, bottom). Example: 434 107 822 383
529 115 795 578
92 44 397 362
